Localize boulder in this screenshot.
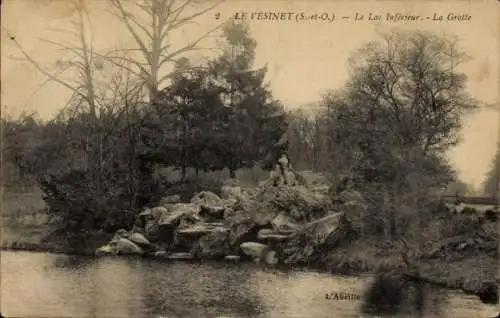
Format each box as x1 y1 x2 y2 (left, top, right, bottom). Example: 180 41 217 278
174 223 228 253
158 203 200 230
150 206 169 221
176 223 227 239
128 232 153 249
190 191 223 207
136 209 161 242
144 219 161 242
167 252 195 260
199 205 225 221
152 250 168 259
264 250 279 265
95 244 116 256
221 184 243 200
111 229 129 242
240 242 278 265
225 255 241 262
108 238 143 255
130 224 146 235
271 213 299 233
257 229 290 242
138 209 155 225
269 186 331 222
193 227 231 260
240 242 269 261
229 216 269 248
282 212 351 265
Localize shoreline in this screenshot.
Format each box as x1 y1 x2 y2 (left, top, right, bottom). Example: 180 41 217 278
2 239 496 302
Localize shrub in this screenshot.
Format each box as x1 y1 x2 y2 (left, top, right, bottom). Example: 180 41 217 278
38 166 165 243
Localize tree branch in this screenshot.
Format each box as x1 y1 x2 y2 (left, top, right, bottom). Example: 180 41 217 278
5 29 89 103
110 0 152 65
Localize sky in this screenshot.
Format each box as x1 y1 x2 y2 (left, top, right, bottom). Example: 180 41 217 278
1 0 499 189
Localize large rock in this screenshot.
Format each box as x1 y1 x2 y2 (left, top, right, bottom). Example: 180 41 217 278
138 209 161 242
167 252 195 260
221 184 244 200
193 227 231 260
128 232 153 249
174 222 229 253
282 212 352 265
108 238 143 255
158 203 200 230
95 244 116 256
228 216 271 248
271 212 299 233
257 229 290 242
111 229 153 250
150 206 169 221
240 242 277 265
176 223 227 239
190 191 223 207
269 186 331 222
199 205 225 221
226 184 332 248
145 219 161 242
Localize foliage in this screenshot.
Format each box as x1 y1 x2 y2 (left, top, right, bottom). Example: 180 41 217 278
142 21 288 178
4 26 482 251
482 142 499 197
286 30 478 240
4 19 286 245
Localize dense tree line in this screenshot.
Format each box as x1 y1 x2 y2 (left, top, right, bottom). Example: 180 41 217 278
3 1 481 245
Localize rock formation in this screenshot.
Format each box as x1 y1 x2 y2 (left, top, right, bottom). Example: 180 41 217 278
95 171 355 266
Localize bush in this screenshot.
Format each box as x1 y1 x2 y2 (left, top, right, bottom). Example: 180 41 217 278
38 166 165 243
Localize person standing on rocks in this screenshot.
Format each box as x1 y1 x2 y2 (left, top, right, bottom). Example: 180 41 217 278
278 152 291 185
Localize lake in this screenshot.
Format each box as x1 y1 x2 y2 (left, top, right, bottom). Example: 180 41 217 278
1 250 498 318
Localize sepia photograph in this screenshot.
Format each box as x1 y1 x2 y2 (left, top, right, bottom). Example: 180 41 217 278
1 0 499 317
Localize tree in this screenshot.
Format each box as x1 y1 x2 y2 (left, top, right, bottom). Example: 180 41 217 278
105 0 224 102
483 142 500 198
146 60 228 179
4 1 159 240
209 21 288 177
322 29 477 239
5 0 109 192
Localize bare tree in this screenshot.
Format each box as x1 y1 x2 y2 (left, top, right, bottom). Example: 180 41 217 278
104 0 225 102
4 0 142 193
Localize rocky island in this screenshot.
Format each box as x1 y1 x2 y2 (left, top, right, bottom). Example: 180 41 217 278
94 172 499 306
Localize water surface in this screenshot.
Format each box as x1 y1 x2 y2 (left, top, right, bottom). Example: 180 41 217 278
1 251 497 317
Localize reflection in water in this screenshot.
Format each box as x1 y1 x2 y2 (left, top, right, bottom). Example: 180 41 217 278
361 273 447 317
2 251 498 318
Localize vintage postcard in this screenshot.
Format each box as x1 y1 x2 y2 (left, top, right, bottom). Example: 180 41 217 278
1 0 499 317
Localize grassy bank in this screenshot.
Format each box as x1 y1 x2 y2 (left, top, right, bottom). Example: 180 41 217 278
314 215 498 301
1 188 111 256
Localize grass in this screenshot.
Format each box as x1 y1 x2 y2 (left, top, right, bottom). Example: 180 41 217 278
1 187 52 249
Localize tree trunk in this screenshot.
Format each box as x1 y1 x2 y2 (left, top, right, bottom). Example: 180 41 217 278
181 165 187 180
